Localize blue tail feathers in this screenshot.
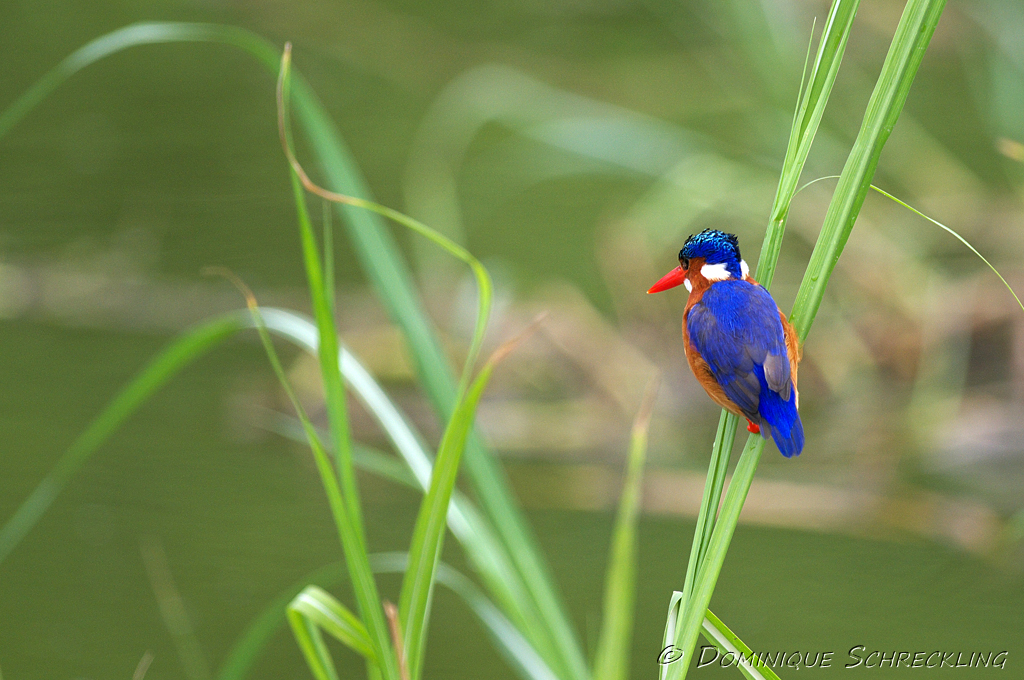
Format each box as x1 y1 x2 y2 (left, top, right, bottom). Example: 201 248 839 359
752 365 804 457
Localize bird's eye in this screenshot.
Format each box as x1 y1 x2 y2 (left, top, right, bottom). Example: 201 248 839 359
679 257 690 270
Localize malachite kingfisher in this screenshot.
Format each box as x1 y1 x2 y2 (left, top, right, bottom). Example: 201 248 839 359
648 229 804 457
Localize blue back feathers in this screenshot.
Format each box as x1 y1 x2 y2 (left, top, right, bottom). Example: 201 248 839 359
687 277 804 457
680 229 744 279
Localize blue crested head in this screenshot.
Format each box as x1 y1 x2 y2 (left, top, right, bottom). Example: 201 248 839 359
679 229 744 280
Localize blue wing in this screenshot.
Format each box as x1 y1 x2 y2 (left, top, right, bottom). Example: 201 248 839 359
687 280 804 457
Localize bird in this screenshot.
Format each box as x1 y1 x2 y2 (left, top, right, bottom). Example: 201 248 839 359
648 229 804 457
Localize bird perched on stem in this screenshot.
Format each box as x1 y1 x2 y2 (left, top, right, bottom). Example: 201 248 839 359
648 229 804 457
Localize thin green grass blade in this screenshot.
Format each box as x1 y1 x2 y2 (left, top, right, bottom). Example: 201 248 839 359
667 435 764 680
278 44 492 404
660 591 685 680
139 536 213 680
668 0 859 666
789 0 948 340
593 378 658 680
266 424 420 490
279 47 508 680
288 586 376 661
278 47 366 556
0 313 245 566
661 598 779 680
432 562 559 680
335 332 546 649
399 322 538 680
678 412 737 613
374 553 561 680
868 186 1024 313
288 607 342 680
667 2 947 678
700 611 781 680
285 47 589 680
393 369 487 676
323 199 336 316
278 51 402 678
0 23 282 140
799 175 1024 314
225 281 397 680
757 0 860 289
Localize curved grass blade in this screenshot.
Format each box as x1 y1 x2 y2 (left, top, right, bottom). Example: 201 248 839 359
868 185 1024 313
225 554 557 680
399 318 543 680
0 313 246 566
0 23 283 140
288 609 341 680
217 561 349 680
593 377 658 680
275 42 366 563
798 175 1024 314
662 598 780 680
288 585 377 680
276 44 492 404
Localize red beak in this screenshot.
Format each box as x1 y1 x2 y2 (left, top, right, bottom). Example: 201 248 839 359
647 265 688 294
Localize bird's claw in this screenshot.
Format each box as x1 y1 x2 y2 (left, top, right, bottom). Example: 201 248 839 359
746 421 760 434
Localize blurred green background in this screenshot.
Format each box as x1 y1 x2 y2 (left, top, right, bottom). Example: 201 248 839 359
1 0 1023 678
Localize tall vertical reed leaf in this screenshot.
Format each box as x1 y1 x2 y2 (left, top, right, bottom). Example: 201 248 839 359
277 49 364 546
665 1 946 678
758 0 861 290
278 47 402 677
593 378 659 680
665 4 860 678
788 0 947 339
217 273 398 680
673 1 860 636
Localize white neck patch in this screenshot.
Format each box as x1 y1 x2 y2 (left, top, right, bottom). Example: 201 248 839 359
740 260 749 278
684 278 693 292
700 262 734 282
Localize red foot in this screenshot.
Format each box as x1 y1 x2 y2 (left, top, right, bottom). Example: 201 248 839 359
746 421 760 434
